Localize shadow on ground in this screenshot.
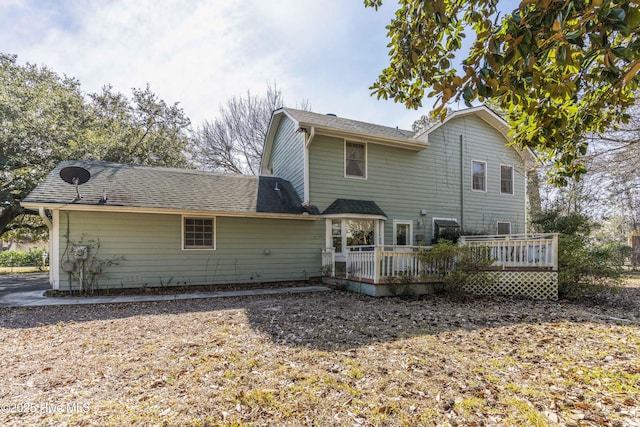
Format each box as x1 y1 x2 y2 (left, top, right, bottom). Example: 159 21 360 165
1 283 637 351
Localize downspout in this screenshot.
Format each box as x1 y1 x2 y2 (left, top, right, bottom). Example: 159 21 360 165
39 207 52 230
303 126 315 206
39 207 54 287
459 134 465 231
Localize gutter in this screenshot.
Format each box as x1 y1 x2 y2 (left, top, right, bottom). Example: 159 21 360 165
298 124 428 151
22 202 322 221
303 126 315 205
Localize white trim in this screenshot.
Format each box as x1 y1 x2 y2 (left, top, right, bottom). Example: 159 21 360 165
323 213 387 221
344 140 368 180
20 203 320 221
303 125 427 151
303 127 314 205
51 209 60 289
413 105 535 162
497 221 512 235
181 215 217 251
500 164 514 195
471 160 487 192
393 220 413 246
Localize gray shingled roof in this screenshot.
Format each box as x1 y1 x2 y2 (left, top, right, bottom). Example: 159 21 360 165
23 161 315 216
283 108 415 141
322 199 387 217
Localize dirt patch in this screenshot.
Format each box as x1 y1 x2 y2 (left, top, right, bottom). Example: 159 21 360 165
1 282 638 426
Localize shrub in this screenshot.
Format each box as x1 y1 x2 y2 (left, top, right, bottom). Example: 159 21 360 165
420 240 494 298
0 248 48 267
532 210 623 298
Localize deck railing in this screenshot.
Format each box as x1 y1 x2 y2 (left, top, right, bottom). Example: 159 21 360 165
324 233 558 284
459 233 558 271
321 247 335 277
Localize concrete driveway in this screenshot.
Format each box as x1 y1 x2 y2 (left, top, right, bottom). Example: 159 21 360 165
0 272 50 299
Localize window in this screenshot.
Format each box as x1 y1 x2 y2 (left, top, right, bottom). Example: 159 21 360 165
331 219 375 253
346 219 375 247
183 217 215 249
394 221 413 246
331 220 343 253
433 218 460 243
497 222 511 235
472 160 486 191
501 165 514 195
345 141 366 178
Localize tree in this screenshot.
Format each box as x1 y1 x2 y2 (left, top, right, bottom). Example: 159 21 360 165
584 92 640 236
1 54 89 238
194 83 309 175
0 54 194 238
86 85 193 168
364 0 640 184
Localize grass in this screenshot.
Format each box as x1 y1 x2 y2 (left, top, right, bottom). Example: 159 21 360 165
0 289 638 426
0 266 48 274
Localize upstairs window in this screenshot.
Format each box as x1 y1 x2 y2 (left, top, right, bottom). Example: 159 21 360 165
472 160 486 191
183 217 215 250
345 141 366 179
501 165 514 195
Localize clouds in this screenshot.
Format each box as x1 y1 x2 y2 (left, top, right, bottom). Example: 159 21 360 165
1 0 423 129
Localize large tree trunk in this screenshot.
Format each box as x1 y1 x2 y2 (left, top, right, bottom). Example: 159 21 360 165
0 206 22 238
527 168 542 228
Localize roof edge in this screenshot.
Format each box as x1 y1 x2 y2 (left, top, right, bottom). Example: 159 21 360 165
22 202 321 221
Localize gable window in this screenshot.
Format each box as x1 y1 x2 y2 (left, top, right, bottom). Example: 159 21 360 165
497 221 511 235
393 220 413 246
501 165 514 195
472 160 486 191
345 141 366 179
183 217 215 250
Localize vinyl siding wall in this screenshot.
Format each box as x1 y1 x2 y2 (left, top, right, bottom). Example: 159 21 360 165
56 210 324 290
308 115 525 244
269 117 305 200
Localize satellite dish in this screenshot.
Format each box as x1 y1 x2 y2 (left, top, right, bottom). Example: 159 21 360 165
60 166 91 185
59 166 91 200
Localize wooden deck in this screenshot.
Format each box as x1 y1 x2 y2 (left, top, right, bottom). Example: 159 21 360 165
321 234 559 299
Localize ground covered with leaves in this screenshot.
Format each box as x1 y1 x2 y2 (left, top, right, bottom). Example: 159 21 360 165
0 282 638 426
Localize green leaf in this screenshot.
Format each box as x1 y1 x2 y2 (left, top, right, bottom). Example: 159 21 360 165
607 8 626 21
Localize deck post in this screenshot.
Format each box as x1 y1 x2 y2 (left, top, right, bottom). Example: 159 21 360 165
345 250 350 279
373 245 380 284
552 233 559 271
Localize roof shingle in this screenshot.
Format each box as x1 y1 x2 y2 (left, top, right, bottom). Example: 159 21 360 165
23 161 314 216
283 108 415 141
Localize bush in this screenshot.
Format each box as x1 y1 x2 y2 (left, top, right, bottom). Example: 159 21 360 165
0 248 48 267
420 240 494 298
532 210 623 298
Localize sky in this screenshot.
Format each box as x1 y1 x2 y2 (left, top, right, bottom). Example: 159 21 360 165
0 0 449 131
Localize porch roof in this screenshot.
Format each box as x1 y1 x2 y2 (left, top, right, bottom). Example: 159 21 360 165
434 219 460 228
322 199 387 218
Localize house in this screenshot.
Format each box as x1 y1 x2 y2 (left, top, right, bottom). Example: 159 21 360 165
22 105 556 297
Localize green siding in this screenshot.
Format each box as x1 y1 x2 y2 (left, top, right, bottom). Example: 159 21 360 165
269 117 305 200
308 115 526 244
57 210 324 290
